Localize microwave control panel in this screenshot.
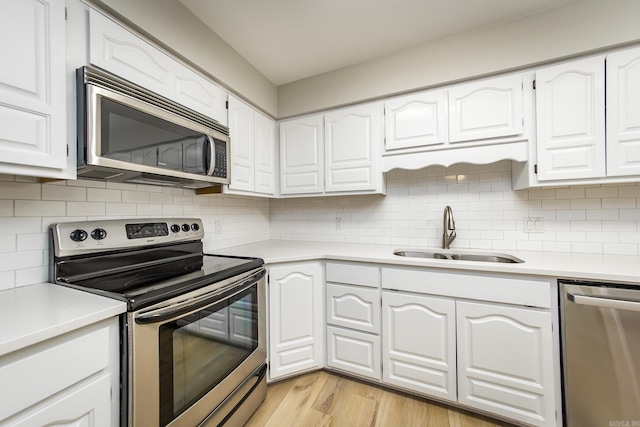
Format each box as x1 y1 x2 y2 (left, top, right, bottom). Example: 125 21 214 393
212 139 227 179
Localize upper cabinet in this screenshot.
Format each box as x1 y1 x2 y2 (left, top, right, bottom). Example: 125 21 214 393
0 0 69 178
513 48 640 189
225 95 276 196
382 73 532 172
534 56 606 182
89 9 227 126
280 103 385 197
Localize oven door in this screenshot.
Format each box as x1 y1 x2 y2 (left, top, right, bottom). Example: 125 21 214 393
128 268 266 427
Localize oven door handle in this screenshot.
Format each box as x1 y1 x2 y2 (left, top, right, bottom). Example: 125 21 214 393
135 268 265 324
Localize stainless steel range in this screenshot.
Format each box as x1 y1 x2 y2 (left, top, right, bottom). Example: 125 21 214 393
49 218 267 427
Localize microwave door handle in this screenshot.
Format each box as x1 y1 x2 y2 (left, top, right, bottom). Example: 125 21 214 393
205 135 215 176
568 292 640 312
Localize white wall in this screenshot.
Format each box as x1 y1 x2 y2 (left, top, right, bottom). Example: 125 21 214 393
278 0 640 117
0 176 269 291
270 162 640 255
89 0 278 116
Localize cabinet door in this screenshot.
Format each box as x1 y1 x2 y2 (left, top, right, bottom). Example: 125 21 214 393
382 291 456 402
385 90 448 150
0 0 66 170
326 326 381 380
279 115 324 195
607 47 640 177
324 104 382 192
535 56 606 181
173 61 227 126
326 283 380 333
228 96 255 192
268 263 324 379
254 112 276 195
457 301 556 427
448 74 523 143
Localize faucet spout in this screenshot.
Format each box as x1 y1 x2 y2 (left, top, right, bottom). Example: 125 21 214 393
442 206 456 249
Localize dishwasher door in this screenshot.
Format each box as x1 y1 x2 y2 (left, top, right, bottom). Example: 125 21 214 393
561 281 640 427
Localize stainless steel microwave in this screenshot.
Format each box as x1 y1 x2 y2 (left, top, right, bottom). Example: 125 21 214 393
76 66 230 189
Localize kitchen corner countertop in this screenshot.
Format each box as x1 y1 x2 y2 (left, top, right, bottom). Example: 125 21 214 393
212 240 640 285
0 283 126 357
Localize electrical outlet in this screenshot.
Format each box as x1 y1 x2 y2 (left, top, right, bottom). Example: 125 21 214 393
336 218 343 231
524 217 544 233
215 220 223 234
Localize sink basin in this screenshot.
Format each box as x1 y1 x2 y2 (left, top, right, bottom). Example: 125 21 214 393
393 250 523 264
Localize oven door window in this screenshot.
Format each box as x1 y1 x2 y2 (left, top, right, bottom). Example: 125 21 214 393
100 98 209 174
158 286 258 426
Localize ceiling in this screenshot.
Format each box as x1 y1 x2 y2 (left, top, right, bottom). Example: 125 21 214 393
178 0 575 86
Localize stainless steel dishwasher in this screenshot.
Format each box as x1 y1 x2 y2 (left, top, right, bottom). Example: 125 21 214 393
560 280 640 427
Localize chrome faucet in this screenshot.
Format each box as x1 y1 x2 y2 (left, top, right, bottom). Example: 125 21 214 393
442 205 456 249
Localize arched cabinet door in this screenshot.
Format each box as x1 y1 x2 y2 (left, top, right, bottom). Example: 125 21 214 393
268 262 324 380
534 56 606 182
457 301 556 427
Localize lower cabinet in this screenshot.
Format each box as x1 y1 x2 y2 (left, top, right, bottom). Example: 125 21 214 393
268 262 324 380
382 291 456 402
0 318 118 426
326 326 381 380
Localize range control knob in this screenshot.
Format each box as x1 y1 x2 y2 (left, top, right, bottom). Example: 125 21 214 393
91 228 107 240
182 224 191 232
70 229 88 242
170 224 181 233
191 223 200 231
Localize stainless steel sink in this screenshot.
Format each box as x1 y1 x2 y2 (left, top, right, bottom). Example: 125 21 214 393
393 250 523 264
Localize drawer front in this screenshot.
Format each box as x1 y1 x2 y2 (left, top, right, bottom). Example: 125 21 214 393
326 262 380 288
327 326 381 380
382 267 552 308
326 283 380 333
0 325 110 421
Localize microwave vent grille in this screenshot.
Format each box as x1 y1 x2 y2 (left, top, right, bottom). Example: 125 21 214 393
82 66 229 137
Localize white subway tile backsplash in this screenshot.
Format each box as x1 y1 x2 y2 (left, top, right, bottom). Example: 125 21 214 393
67 202 106 217
15 200 66 217
0 200 13 216
42 185 86 201
87 188 122 203
0 271 15 291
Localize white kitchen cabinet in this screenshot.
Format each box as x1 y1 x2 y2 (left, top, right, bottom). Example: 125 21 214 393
326 283 380 333
0 0 67 177
535 56 606 182
0 318 118 426
268 262 324 380
385 89 448 151
279 114 324 195
324 103 384 193
226 95 276 195
382 291 456 402
89 8 227 125
448 74 524 143
607 47 640 177
279 104 385 197
326 325 381 380
457 301 555 427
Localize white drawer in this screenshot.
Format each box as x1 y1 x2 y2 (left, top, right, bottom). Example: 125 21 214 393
0 324 110 421
327 326 381 381
326 262 380 288
382 267 552 308
326 283 380 333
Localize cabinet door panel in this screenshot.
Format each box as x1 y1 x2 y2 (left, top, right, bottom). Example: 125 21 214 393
279 116 324 194
607 48 640 177
327 326 381 380
173 62 227 125
535 56 605 181
0 0 66 170
382 291 456 402
325 104 381 192
457 301 555 427
228 96 255 192
254 112 276 194
326 283 380 333
268 263 323 379
385 90 448 150
449 75 523 142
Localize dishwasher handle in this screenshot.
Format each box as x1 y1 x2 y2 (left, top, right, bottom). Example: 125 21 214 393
568 292 640 312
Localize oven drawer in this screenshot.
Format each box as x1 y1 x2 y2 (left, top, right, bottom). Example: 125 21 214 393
0 323 110 421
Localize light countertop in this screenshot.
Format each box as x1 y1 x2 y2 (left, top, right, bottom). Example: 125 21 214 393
0 283 126 357
212 240 640 285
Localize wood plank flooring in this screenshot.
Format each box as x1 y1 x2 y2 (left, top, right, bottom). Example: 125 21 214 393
245 370 516 427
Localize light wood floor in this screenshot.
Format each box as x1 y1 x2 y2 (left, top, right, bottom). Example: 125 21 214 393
245 370 516 427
